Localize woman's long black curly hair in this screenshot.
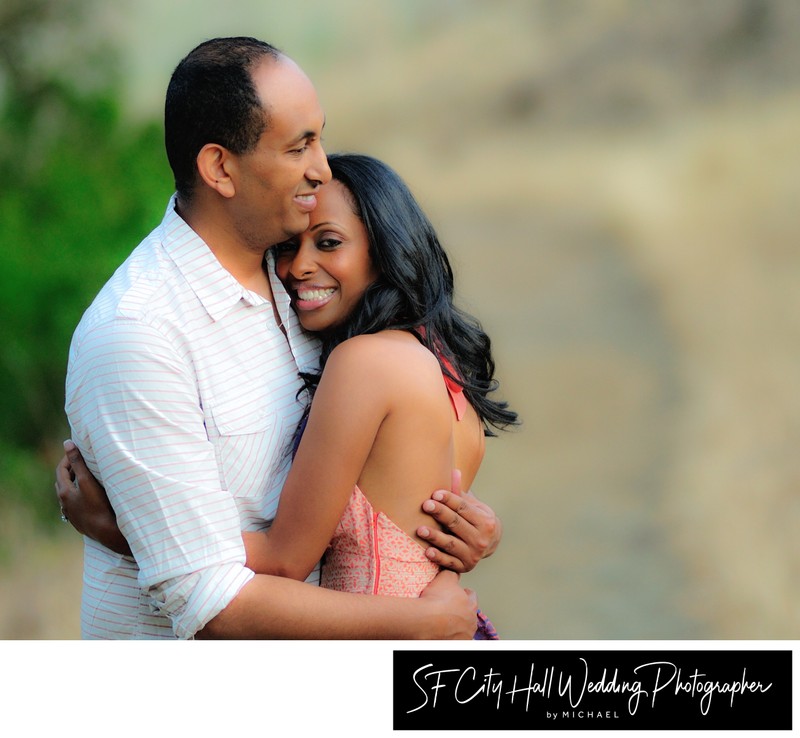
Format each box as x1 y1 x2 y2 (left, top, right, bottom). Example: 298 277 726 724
297 153 518 436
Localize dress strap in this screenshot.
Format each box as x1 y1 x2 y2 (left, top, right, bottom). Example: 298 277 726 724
416 325 467 422
438 354 467 421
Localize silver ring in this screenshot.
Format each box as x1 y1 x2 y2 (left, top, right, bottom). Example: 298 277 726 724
60 509 69 523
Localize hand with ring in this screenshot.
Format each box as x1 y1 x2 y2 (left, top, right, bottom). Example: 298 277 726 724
55 440 131 555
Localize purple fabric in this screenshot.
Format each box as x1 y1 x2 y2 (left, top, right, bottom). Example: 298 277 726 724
474 609 499 640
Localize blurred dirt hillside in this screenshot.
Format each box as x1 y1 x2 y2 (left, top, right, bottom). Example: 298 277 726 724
309 0 800 640
1 0 798 639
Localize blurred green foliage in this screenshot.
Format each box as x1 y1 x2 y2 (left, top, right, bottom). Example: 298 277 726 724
0 0 172 526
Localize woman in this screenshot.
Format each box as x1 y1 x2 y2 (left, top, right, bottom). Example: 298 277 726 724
58 153 518 636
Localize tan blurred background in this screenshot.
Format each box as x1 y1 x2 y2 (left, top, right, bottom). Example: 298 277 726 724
1 0 798 640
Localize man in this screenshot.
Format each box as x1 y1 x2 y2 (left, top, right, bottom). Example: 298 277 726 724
60 37 500 639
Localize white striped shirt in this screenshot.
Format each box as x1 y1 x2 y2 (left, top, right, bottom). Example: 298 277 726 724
65 197 320 639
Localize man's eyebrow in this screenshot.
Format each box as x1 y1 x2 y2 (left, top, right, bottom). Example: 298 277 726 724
289 117 326 145
288 131 313 145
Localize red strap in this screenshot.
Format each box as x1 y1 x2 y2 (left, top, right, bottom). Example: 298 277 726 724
439 355 467 421
416 327 466 421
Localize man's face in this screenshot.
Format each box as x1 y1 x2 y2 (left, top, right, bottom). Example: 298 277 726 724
229 56 331 252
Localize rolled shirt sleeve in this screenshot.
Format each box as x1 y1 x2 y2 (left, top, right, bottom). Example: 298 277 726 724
68 317 253 638
66 200 317 639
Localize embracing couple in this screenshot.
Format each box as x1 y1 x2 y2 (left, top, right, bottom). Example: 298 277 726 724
55 36 518 640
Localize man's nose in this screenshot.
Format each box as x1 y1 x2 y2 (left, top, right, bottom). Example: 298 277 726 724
307 146 332 186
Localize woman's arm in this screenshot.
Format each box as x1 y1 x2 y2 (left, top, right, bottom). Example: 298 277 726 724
58 434 503 572
55 336 387 572
246 335 394 580
55 335 500 571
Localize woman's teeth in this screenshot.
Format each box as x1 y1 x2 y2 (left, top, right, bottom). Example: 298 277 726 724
297 287 335 301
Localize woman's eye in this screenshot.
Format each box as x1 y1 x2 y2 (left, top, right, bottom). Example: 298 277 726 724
274 241 298 256
318 238 342 250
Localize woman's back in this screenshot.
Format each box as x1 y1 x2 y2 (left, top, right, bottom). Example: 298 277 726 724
320 329 486 596
354 330 485 545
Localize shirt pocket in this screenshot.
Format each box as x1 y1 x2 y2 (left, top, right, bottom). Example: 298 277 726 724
206 388 293 500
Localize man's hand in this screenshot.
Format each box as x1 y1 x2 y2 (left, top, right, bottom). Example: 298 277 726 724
417 469 502 573
55 440 131 556
417 569 478 639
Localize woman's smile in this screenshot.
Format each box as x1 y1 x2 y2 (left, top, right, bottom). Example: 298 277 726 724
293 285 337 311
275 179 378 333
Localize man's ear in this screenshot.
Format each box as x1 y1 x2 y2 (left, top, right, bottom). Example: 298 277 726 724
196 143 236 198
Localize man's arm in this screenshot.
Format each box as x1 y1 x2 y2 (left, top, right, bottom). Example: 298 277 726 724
67 318 254 638
198 569 477 639
58 412 480 640
56 444 503 576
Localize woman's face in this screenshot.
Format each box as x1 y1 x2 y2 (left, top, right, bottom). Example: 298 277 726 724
274 179 378 334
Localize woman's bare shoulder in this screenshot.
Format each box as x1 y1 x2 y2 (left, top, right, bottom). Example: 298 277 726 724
324 331 442 394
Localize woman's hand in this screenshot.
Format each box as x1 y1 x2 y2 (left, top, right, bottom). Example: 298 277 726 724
417 469 502 573
55 440 132 556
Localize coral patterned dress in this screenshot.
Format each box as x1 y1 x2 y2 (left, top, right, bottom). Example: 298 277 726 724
319 349 499 639
321 484 441 597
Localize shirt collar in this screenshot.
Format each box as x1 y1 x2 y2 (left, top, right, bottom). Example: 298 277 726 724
266 250 311 340
265 248 321 371
265 249 293 327
160 195 269 322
